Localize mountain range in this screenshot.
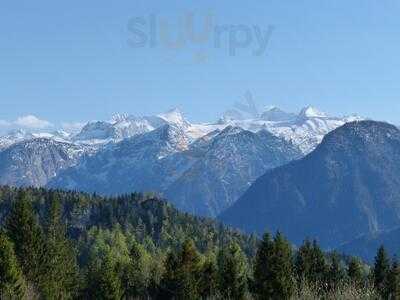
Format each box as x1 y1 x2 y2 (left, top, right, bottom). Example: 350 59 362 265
220 121 400 251
0 104 358 217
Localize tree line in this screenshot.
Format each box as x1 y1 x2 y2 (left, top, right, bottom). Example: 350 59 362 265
0 187 399 299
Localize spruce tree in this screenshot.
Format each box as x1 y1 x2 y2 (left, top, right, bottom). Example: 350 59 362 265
87 252 123 300
160 251 180 300
374 245 390 297
41 196 80 299
269 232 296 299
0 232 27 299
199 254 218 299
253 232 274 298
326 252 345 290
161 239 202 300
5 190 45 288
347 257 364 287
387 258 400 300
217 242 248 300
295 239 328 286
123 239 149 298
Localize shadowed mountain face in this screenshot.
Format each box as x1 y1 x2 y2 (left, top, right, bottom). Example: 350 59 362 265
338 227 400 262
220 121 400 249
49 125 302 217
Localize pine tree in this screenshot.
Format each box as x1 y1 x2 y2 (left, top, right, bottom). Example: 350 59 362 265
217 242 248 300
199 254 218 299
347 257 364 287
123 239 149 298
387 258 400 300
326 252 345 290
87 252 123 300
160 251 179 299
5 190 45 288
264 232 295 299
374 245 390 297
0 232 27 299
295 239 328 285
253 232 274 298
41 196 80 299
161 239 202 300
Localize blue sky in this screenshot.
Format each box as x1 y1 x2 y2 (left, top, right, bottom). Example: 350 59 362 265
1 0 400 129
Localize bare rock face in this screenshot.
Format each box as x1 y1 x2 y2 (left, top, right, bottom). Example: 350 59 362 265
0 138 90 187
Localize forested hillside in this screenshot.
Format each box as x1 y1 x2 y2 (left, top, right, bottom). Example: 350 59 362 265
0 186 399 299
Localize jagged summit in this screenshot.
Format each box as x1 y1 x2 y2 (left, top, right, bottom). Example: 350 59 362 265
298 106 328 118
157 108 188 126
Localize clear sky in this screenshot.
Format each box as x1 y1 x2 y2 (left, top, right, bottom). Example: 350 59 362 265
1 0 400 129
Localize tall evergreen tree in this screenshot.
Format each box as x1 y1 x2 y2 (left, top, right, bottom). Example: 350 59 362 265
5 190 45 288
160 251 180 300
87 252 123 300
0 232 27 299
387 258 400 300
347 257 364 286
374 245 390 297
199 254 218 299
253 232 274 298
160 239 202 300
217 242 248 300
41 195 80 299
326 252 345 289
258 232 295 299
123 239 149 298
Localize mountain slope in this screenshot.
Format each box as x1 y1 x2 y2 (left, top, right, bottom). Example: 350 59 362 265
338 227 400 262
165 126 302 216
0 138 90 187
49 125 302 217
220 121 400 248
0 186 258 257
49 124 192 194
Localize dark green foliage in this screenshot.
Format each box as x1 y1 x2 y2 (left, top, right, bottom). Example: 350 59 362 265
41 195 80 299
217 242 248 300
295 239 327 284
326 252 345 289
253 232 295 299
347 257 364 286
123 240 149 298
374 245 390 297
387 258 400 300
160 239 202 299
199 254 218 298
87 251 123 300
253 232 274 298
160 251 180 299
5 190 45 288
0 231 26 298
0 186 390 299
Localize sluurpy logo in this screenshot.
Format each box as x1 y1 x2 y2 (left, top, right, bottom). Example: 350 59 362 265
127 12 274 63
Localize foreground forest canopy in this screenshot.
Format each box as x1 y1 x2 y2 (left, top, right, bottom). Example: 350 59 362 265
0 187 399 299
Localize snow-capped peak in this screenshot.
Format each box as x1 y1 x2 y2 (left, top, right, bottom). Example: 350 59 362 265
298 106 328 118
158 108 189 127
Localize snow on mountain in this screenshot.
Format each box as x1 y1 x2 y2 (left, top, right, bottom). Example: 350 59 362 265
260 106 297 122
0 106 363 156
298 106 328 118
217 106 363 154
0 138 93 187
